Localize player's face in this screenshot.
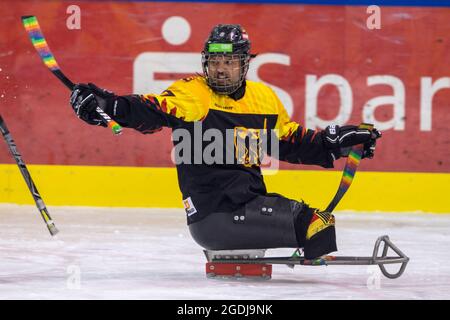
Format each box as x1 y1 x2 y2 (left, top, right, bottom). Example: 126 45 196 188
207 55 241 87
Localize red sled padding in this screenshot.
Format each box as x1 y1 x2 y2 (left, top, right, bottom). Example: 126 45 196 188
206 262 272 279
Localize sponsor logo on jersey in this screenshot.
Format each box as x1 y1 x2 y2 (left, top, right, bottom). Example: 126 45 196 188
214 103 233 110
183 197 198 216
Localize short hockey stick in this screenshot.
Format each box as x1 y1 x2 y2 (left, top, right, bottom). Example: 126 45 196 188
21 15 122 135
0 115 59 236
289 123 374 258
325 123 374 213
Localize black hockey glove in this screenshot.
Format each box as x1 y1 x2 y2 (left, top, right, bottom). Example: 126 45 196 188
70 83 116 127
323 124 381 160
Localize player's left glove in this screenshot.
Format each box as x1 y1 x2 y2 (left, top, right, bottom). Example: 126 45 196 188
323 124 381 160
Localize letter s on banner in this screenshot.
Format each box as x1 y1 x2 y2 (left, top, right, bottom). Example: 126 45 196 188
305 74 353 130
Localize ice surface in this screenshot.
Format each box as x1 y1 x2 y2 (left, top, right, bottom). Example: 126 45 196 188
0 204 449 300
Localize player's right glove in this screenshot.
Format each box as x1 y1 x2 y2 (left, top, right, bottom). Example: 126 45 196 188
323 124 382 160
69 83 117 127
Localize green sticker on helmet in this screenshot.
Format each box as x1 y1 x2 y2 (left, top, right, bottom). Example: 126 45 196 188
208 43 233 53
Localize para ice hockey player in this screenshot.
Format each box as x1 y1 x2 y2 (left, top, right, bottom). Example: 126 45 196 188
69 24 381 259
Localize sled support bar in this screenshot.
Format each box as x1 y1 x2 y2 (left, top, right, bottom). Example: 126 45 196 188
207 235 409 279
314 236 409 278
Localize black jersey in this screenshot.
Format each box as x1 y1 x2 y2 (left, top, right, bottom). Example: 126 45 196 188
107 76 334 224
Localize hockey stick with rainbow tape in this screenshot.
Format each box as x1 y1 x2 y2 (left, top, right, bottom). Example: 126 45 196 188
288 123 376 259
0 114 59 236
325 123 374 213
21 15 122 135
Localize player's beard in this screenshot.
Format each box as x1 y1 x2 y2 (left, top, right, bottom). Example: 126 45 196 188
210 68 241 93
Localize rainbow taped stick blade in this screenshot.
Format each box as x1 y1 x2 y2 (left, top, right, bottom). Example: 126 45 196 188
22 16 59 71
325 123 373 213
341 146 363 189
325 146 363 213
21 15 121 134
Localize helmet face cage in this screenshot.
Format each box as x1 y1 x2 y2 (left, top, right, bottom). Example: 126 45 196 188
202 52 250 95
202 24 252 95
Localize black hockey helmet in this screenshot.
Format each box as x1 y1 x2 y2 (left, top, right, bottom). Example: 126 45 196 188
202 24 252 94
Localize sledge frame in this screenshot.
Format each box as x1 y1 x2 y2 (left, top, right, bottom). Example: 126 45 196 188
204 235 409 279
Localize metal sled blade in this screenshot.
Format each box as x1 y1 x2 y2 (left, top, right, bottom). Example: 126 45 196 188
206 235 409 279
204 249 271 279
204 249 267 261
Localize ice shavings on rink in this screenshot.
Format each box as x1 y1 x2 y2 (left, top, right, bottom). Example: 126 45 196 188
0 204 449 300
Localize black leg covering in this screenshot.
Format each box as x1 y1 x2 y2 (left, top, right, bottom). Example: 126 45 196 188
293 204 314 248
293 205 338 259
303 224 337 259
188 194 299 250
